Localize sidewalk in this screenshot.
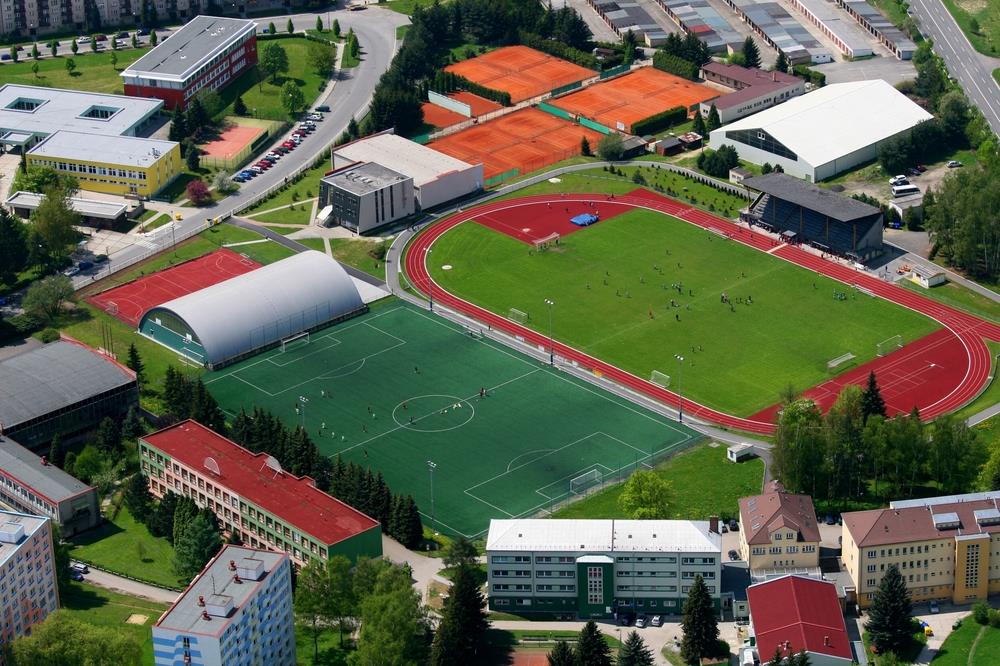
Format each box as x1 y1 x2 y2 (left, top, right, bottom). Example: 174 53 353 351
83 568 180 605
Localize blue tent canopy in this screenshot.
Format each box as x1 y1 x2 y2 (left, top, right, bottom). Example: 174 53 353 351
571 213 599 227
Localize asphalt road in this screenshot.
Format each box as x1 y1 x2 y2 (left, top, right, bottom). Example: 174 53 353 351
908 0 1000 138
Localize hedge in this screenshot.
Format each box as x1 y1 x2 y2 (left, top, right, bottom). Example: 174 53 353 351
792 64 826 87
652 52 698 81
427 70 512 107
631 106 687 135
519 31 599 70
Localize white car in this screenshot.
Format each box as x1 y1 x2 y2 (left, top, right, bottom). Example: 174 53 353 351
889 175 908 186
266 152 280 160
635 616 647 628
63 266 80 277
650 615 663 627
77 35 90 43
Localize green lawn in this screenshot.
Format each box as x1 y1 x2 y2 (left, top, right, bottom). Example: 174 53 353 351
427 205 939 416
901 280 1000 324
0 48 150 94
382 0 440 15
553 443 761 520
298 238 327 252
252 204 315 226
342 41 361 69
941 0 1000 56
244 160 330 215
295 624 351 666
157 172 200 204
139 213 172 232
329 238 386 280
931 619 982 665
59 582 167 666
70 505 184 589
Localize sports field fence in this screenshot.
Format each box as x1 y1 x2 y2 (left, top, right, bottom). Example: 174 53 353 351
201 123 285 172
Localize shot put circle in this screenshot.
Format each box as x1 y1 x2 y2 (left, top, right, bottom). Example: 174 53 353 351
393 395 475 432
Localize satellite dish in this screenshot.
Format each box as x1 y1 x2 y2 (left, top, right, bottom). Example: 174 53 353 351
203 456 221 476
262 455 283 476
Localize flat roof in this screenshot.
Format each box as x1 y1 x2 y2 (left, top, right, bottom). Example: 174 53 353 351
0 340 136 431
839 0 916 54
28 131 177 169
0 435 94 504
156 545 286 634
0 84 162 138
323 162 410 196
0 511 48 567
748 575 852 661
333 133 476 188
742 173 881 222
662 0 743 52
5 191 127 219
791 0 872 54
124 16 256 82
717 80 932 167
729 0 831 62
142 420 379 546
486 519 720 553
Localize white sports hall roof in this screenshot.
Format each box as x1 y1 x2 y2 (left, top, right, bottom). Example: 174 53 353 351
333 133 475 188
486 519 720 553
718 80 932 166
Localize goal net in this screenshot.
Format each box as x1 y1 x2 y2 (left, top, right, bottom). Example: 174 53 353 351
509 308 530 324
280 331 310 352
826 352 856 372
650 370 671 388
532 232 560 251
104 302 118 316
877 335 903 357
570 469 603 495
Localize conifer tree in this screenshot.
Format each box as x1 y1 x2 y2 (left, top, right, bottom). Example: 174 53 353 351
865 565 913 656
575 620 613 666
48 434 64 468
548 641 575 666
681 575 719 664
861 371 887 422
430 563 489 665
618 630 655 666
742 36 761 69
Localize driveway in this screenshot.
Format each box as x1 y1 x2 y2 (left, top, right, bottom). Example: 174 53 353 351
79 567 180 605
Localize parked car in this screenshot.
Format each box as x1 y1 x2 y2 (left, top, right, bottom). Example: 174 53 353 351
825 514 837 525
15 45 23 51
930 601 940 614
250 165 264 174
240 170 256 179
95 34 108 42
307 113 323 121
232 174 247 182
315 105 331 112
889 175 908 186
63 266 80 277
77 35 91 43
618 613 634 626
266 151 280 159
728 519 738 531
70 562 89 574
116 31 129 38
948 160 963 168
728 549 739 560
77 260 93 271
0 53 10 61
916 164 927 172
281 142 296 150
136 27 150 36
635 615 647 628
273 146 288 154
650 615 663 627
907 167 920 176
70 571 84 581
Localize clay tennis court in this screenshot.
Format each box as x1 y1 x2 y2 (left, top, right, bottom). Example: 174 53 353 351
88 249 260 326
420 91 503 129
200 123 265 160
552 68 719 132
429 107 602 179
445 46 594 103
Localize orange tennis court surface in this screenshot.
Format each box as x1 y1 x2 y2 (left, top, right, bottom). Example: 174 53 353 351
201 123 265 159
428 107 602 179
421 92 503 129
552 68 719 132
445 46 594 104
87 249 260 326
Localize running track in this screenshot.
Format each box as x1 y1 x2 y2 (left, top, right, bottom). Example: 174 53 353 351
405 192 1000 434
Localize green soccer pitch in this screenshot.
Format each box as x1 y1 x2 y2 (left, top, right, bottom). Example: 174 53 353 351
204 302 700 538
427 208 941 416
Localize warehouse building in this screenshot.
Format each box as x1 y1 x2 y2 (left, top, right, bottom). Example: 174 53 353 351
122 16 258 110
709 80 932 181
5 191 128 229
139 251 366 368
724 0 832 64
0 340 138 449
318 162 415 234
588 0 669 46
787 0 873 58
0 435 100 537
332 132 483 211
835 0 916 59
0 512 58 648
699 62 804 123
140 420 382 566
659 0 743 54
486 518 721 618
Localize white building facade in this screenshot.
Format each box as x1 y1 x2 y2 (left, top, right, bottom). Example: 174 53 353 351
0 512 59 649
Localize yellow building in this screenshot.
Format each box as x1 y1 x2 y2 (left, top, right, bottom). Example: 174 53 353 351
842 492 1000 608
26 130 181 198
738 480 822 576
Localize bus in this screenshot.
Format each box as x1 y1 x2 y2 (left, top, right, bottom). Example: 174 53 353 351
891 184 920 198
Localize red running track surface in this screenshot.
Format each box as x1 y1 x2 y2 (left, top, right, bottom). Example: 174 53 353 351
407 191 1000 434
473 195 633 243
88 248 261 327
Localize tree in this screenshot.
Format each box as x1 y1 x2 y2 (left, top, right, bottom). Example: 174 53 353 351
773 399 826 497
775 50 789 74
296 559 334 662
281 80 306 115
123 473 153 523
147 491 179 539
111 34 119 50
548 641 575 666
618 469 672 519
185 179 211 206
286 17 295 34
70 445 104 483
349 581 428 666
681 575 719 665
90 35 98 53
742 37 761 69
970 17 980 34
51 523 71 593
575 620 613 666
861 372 887 423
937 90 970 141
307 40 335 75
233 94 247 116
185 144 200 171
442 535 478 570
929 416 984 495
30 42 39 60
260 42 289 82
65 57 77 76
173 512 222 579
168 112 189 142
172 495 199 546
48 434 64 468
865 565 913 656
0 207 28 284
23 275 74 323
622 28 637 64
162 366 190 417
596 133 625 161
49 40 57 57
692 110 706 136
70 39 78 55
431 563 489 665
94 416 123 455
333 19 341 37
348 29 359 58
189 378 227 433
9 45 16 63
31 61 39 78
618 630 655 666
267 21 276 34
149 30 158 46
110 50 118 70
122 405 145 440
9 612 142 664
31 186 79 261
706 104 721 132
131 33 138 48
400 495 423 549
316 15 324 31
581 135 592 157
126 343 145 386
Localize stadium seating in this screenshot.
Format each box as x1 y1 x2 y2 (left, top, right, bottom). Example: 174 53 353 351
752 195 860 256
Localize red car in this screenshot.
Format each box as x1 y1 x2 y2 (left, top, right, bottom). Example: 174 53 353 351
282 141 296 149
255 161 271 170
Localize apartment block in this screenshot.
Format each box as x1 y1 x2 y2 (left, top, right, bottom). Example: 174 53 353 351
0 512 59 649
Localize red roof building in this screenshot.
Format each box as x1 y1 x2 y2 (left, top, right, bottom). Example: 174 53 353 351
139 420 381 566
747 575 853 666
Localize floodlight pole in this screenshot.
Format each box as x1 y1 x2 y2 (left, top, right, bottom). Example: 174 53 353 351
298 395 308 428
674 354 684 423
427 460 437 534
545 299 555 365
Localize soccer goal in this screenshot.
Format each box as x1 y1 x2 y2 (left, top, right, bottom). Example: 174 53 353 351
104 302 119 316
532 232 560 252
509 308 530 324
280 331 310 352
463 325 484 340
877 335 903 357
650 370 671 388
827 352 856 372
570 469 603 495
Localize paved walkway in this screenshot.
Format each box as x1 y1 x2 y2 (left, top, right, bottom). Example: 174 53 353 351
82 568 180 605
380 535 447 605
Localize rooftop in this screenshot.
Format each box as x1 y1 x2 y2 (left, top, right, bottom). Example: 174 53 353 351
0 435 94 505
0 511 48 567
840 0 916 53
661 0 743 52
28 131 177 168
739 480 821 546
141 420 379 546
791 0 872 54
486 519 721 553
845 491 1000 547
323 162 411 196
743 173 882 223
124 16 257 82
5 191 127 219
0 84 162 137
702 62 800 88
715 80 932 166
748 575 852 661
334 133 476 188
0 340 136 431
155 545 287 635
728 0 831 62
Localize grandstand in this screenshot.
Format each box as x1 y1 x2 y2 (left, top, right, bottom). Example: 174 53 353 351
741 173 883 261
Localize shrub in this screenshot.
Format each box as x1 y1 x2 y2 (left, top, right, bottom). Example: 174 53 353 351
990 609 1000 629
631 106 686 136
38 328 60 343
185 179 212 206
596 134 625 161
973 601 990 624
8 312 42 335
652 52 698 81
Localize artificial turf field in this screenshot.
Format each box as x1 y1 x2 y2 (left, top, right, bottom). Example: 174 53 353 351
204 302 699 538
428 207 941 416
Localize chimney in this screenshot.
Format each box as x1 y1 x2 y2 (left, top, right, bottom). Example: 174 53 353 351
201 611 211 621
709 516 720 534
228 560 236 571
197 596 205 607
233 573 242 584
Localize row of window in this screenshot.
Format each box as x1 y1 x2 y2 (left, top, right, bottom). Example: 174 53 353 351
866 544 940 558
0 476 57 518
30 158 148 181
491 554 714 565
752 545 816 555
